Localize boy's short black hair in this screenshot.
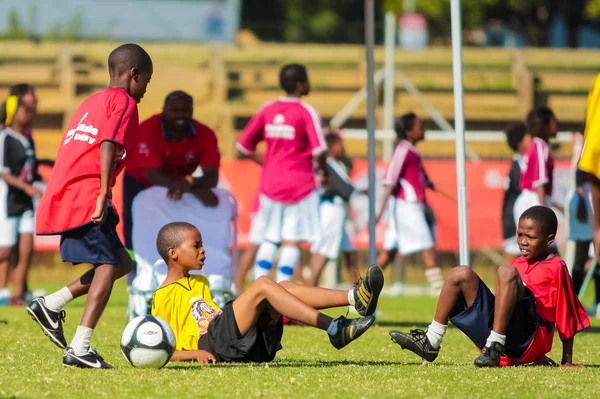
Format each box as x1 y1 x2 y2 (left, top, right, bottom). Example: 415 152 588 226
9 83 34 97
526 106 555 138
505 122 528 152
108 43 153 77
519 206 558 237
279 64 308 94
156 222 197 263
325 132 342 147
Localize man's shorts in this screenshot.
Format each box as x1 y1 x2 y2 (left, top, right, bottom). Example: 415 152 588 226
59 207 124 266
449 277 538 359
248 212 266 246
257 191 321 244
311 198 354 259
383 198 434 254
199 302 283 363
0 209 34 247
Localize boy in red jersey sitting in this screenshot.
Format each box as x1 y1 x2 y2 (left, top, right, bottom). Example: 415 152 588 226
390 205 590 367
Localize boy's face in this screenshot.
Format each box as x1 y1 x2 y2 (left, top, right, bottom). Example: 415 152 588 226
172 228 206 271
518 133 532 154
517 217 553 261
548 117 558 138
408 118 426 142
329 140 345 159
129 68 153 103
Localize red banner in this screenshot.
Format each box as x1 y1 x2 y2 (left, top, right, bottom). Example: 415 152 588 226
35 159 570 252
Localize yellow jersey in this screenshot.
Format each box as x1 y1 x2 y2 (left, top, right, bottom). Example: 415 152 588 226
580 73 600 179
151 275 222 351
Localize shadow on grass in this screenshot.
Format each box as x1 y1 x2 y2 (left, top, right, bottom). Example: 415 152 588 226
164 359 426 370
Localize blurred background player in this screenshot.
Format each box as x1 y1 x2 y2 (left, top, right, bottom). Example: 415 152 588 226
235 192 267 294
124 90 221 282
0 96 40 305
236 63 326 283
376 112 454 295
502 123 531 266
27 44 152 369
513 107 562 226
308 132 357 286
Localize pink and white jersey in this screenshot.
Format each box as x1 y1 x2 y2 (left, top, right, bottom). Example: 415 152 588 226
520 137 554 195
237 97 327 204
384 140 429 203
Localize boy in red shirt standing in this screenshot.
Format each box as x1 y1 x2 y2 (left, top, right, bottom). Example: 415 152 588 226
390 206 590 367
26 44 153 369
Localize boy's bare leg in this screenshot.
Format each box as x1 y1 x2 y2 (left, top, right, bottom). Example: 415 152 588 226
0 247 10 289
279 280 348 309
390 266 481 362
378 249 397 270
343 251 360 285
11 233 34 298
491 265 525 336
232 276 333 336
235 243 258 294
79 264 116 328
307 253 328 286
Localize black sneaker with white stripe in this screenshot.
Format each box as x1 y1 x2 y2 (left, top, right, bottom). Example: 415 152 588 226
328 315 376 350
26 297 67 349
352 265 384 317
63 348 113 369
389 329 440 362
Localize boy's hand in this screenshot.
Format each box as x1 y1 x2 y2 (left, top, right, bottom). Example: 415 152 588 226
192 188 219 208
90 194 108 224
192 350 216 364
24 185 42 198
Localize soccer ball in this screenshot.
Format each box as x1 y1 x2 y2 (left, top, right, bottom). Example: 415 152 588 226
121 315 176 369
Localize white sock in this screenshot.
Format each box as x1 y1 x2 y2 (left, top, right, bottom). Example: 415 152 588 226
254 241 278 280
44 287 74 312
276 246 300 282
486 330 506 347
426 320 447 349
348 290 355 307
425 267 444 292
70 326 94 356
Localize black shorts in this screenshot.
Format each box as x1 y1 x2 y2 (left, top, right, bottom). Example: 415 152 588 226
199 302 284 363
59 207 124 266
449 278 538 358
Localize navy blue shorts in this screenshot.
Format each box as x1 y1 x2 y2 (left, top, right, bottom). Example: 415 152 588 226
59 207 124 266
449 278 538 358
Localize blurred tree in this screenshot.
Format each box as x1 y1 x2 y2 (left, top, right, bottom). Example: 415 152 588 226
4 8 28 40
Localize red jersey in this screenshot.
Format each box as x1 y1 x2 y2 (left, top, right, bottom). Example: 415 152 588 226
520 137 554 196
36 88 138 235
125 114 220 187
236 97 327 204
384 140 429 204
502 256 590 366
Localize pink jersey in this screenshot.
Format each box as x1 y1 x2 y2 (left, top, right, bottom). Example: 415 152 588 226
384 140 429 203
237 97 327 204
520 137 554 195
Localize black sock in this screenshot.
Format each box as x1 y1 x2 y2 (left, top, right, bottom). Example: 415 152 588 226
593 264 600 304
572 266 585 297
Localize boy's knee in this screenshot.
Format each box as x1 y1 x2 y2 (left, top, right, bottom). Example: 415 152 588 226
497 265 519 284
448 265 475 285
255 275 276 290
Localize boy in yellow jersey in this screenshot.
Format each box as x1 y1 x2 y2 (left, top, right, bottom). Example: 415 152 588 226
152 222 383 363
580 73 600 259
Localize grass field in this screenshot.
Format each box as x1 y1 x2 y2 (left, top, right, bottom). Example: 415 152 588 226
1 265 600 399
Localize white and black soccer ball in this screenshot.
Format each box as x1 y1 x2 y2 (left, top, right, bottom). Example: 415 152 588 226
121 315 176 369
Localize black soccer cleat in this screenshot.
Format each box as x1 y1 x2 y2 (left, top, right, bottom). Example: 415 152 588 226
352 265 384 317
328 315 375 350
26 297 67 349
63 348 113 369
389 329 440 362
474 342 503 368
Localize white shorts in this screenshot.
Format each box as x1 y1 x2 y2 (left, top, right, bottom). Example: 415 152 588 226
258 191 321 244
383 198 434 255
311 199 354 259
0 210 35 247
248 212 265 245
503 236 521 256
513 190 551 227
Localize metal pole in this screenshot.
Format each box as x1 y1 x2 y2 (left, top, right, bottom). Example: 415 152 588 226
450 0 470 265
383 12 396 161
365 0 377 265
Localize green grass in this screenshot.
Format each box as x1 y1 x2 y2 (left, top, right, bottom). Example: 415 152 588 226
1 266 600 399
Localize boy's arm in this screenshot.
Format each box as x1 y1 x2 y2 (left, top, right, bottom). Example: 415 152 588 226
170 350 216 364
0 172 41 198
376 185 394 224
91 141 116 224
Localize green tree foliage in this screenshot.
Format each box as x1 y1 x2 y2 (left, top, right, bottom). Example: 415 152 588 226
3 8 29 39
